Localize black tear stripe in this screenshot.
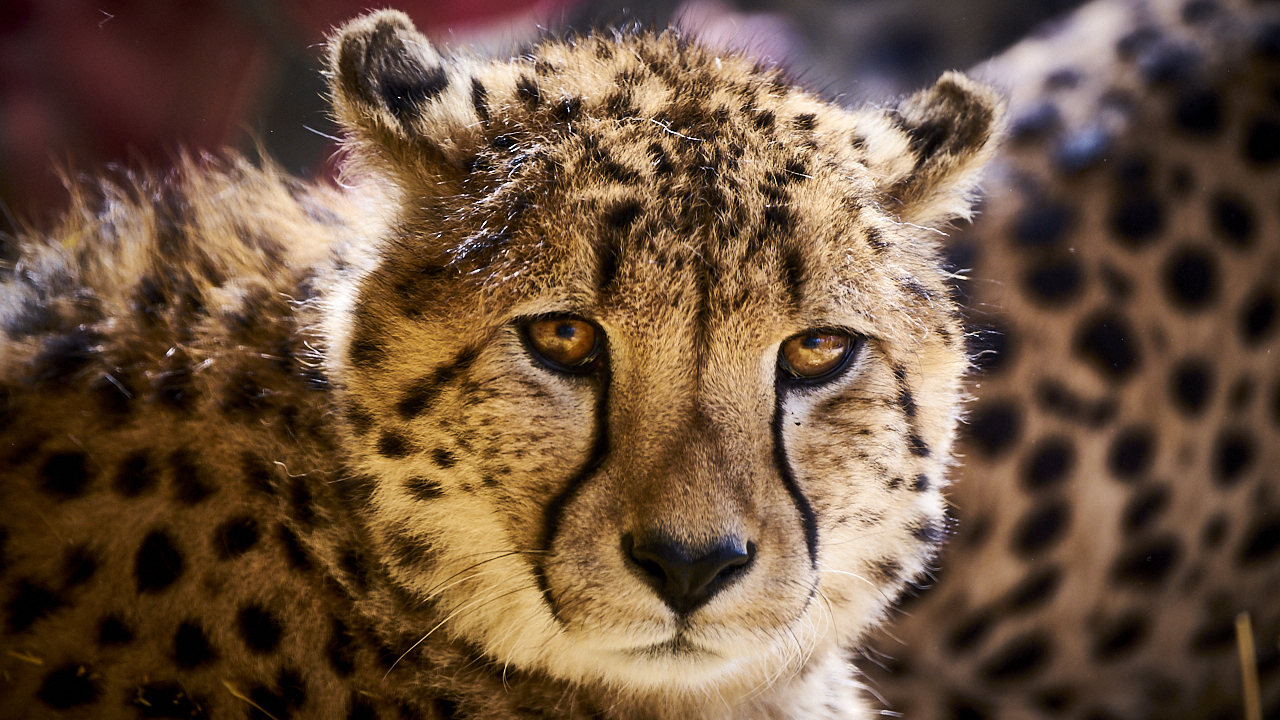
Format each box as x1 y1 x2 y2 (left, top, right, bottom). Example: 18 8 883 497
772 381 820 567
396 347 480 419
533 365 611 619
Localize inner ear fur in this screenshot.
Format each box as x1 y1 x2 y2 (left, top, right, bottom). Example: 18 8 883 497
860 71 1007 228
327 10 482 186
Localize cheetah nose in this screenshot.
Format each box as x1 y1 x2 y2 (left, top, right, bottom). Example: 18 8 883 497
623 534 756 615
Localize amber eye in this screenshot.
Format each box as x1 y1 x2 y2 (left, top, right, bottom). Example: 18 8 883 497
778 330 858 381
522 317 603 372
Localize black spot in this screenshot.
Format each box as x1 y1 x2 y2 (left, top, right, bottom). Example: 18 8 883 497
1240 290 1278 345
1009 101 1060 143
286 475 318 528
965 401 1022 457
907 432 931 457
516 75 540 110
1122 484 1170 535
37 664 99 708
981 633 1052 682
912 474 930 492
173 620 215 668
132 682 204 718
97 614 134 646
136 530 184 592
793 113 816 132
1163 246 1217 310
1182 0 1218 22
6 579 64 633
170 449 216 505
1054 125 1112 172
1074 313 1140 381
1244 117 1280 165
152 362 195 411
215 516 260 559
948 612 993 654
1021 438 1074 490
1238 513 1280 565
388 533 438 571
341 547 370 591
948 695 992 720
328 618 357 677
912 518 947 545
239 604 283 654
1170 359 1213 415
248 668 307 720
348 332 385 369
1006 566 1060 611
1109 193 1165 247
396 349 479 419
1024 259 1084 305
380 65 450 118
91 371 136 417
1013 204 1073 248
1107 427 1156 481
62 544 97 587
966 323 1012 375
33 328 101 385
1210 192 1255 248
241 453 276 495
470 78 489 123
1190 616 1236 654
377 430 412 459
113 450 157 497
1013 501 1070 556
605 199 642 230
1093 613 1148 661
278 525 312 572
1212 429 1254 486
1035 688 1076 715
1173 88 1221 135
405 476 444 501
1111 536 1181 588
348 697 378 720
430 447 456 469
39 452 91 499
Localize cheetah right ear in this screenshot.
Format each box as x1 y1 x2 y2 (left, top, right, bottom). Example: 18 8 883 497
327 10 484 187
857 72 1006 228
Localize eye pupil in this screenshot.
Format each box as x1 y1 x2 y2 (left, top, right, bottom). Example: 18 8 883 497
556 323 577 339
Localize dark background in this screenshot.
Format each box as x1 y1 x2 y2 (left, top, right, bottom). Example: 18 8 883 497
0 0 1085 236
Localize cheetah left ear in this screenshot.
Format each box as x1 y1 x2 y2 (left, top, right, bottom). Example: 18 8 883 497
327 10 484 188
858 72 1006 227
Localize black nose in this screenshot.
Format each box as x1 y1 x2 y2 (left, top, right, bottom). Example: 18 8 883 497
623 534 755 615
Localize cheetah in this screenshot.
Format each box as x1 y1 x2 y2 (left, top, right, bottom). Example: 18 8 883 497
864 0 1280 718
0 9 1003 719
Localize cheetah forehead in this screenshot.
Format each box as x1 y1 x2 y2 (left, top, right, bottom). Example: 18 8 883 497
327 11 1006 283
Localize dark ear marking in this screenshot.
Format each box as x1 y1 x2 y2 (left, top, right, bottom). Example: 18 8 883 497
335 14 449 122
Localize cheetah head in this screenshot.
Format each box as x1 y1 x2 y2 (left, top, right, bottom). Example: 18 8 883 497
322 10 1003 707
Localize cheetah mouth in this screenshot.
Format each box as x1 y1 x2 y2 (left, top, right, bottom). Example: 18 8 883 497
624 633 722 661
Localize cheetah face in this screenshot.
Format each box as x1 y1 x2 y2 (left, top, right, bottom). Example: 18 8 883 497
324 11 1002 699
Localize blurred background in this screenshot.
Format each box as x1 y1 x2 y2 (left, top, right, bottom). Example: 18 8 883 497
0 0 1085 236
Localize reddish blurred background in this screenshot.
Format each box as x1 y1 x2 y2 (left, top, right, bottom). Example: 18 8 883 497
0 0 1080 237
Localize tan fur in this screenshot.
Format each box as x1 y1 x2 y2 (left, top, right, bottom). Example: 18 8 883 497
0 12 1001 720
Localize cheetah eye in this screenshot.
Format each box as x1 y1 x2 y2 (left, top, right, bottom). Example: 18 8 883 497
522 316 604 373
778 330 861 382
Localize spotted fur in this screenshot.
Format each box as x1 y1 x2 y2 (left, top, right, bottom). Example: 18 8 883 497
865 0 1280 718
0 11 1002 720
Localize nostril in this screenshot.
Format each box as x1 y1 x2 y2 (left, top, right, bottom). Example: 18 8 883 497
622 534 756 615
